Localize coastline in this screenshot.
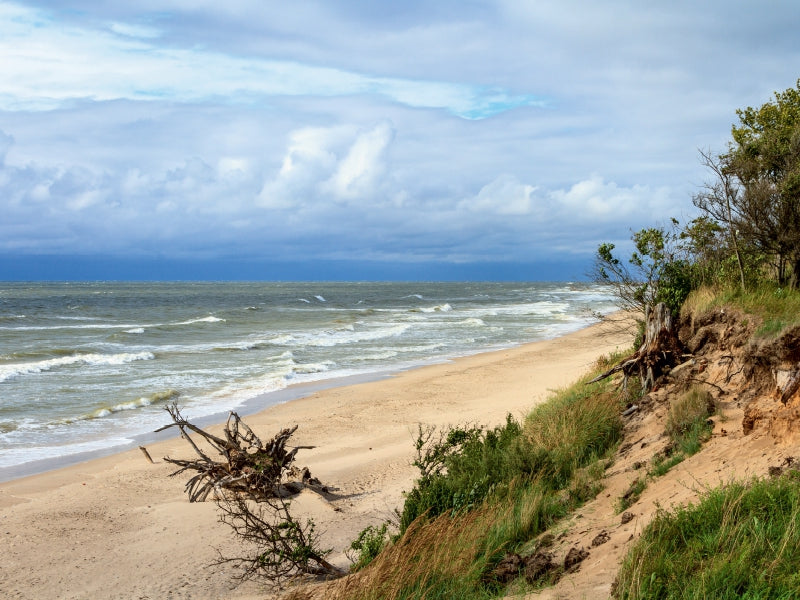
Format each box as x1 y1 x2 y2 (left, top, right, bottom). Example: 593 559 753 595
0 317 631 600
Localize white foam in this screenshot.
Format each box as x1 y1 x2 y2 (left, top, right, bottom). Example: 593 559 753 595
304 323 410 347
175 316 225 325
458 318 487 327
0 352 155 383
125 328 145 334
315 295 326 302
419 303 453 313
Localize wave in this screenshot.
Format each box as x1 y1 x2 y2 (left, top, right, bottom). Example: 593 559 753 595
457 318 487 327
0 352 155 383
174 316 225 325
125 328 145 334
315 295 326 302
80 389 181 421
290 362 332 375
0 322 144 332
303 323 411 347
418 303 453 313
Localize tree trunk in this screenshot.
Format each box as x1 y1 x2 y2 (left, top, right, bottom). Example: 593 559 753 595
589 302 681 394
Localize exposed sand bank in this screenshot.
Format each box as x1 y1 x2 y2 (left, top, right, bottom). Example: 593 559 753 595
0 319 631 600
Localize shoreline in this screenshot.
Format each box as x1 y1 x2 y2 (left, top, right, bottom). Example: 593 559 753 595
0 321 598 484
0 317 631 600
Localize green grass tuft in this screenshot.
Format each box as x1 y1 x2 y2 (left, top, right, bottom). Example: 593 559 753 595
615 475 800 599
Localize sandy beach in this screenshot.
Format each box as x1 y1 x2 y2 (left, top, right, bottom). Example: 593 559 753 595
0 319 631 600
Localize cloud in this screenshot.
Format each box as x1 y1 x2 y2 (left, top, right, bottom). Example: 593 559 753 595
324 122 393 201
2 1 800 278
108 22 162 39
259 122 394 209
549 175 673 221
0 2 542 118
461 175 537 216
0 130 12 165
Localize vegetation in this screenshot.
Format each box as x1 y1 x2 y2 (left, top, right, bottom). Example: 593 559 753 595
596 80 800 326
615 474 800 599
347 522 391 572
593 222 693 317
664 386 715 454
607 81 800 599
341 81 800 600
684 283 800 338
313 81 800 600
325 360 627 599
399 370 624 534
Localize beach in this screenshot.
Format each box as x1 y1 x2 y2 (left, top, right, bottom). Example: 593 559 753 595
0 318 631 600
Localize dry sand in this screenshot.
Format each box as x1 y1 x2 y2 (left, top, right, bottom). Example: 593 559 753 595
0 319 631 600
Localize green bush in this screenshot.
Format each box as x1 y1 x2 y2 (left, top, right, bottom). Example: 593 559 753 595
399 378 624 533
348 522 391 572
399 416 530 531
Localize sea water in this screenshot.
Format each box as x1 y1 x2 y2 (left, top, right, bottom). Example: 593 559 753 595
0 281 616 477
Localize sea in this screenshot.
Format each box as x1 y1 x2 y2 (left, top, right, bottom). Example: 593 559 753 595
0 281 616 480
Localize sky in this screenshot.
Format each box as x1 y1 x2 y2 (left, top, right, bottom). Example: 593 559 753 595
1 1 799 281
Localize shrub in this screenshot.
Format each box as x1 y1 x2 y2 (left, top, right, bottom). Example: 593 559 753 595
348 522 391 572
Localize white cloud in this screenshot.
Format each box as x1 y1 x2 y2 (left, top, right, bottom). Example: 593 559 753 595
259 122 394 209
109 22 162 39
548 175 674 221
461 174 536 215
1 0 799 275
324 123 393 201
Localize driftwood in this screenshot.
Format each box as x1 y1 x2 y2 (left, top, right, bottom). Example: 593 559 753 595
156 404 343 584
589 303 682 393
156 403 315 502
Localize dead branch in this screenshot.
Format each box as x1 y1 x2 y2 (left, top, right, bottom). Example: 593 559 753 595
159 403 316 502
213 492 345 586
158 404 345 588
779 368 800 404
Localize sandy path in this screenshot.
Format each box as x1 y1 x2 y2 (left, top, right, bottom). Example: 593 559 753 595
0 319 631 600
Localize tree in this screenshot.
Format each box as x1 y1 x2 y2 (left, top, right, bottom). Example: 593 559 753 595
695 80 800 287
593 223 692 318
692 150 747 290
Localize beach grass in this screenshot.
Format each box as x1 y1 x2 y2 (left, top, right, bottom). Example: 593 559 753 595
614 474 800 599
683 283 800 338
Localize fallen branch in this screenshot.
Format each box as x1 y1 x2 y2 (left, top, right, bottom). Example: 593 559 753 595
157 404 343 587
157 403 316 502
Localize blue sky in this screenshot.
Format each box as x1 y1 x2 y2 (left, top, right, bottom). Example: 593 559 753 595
1 1 799 280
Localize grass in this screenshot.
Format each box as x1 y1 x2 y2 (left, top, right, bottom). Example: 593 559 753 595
321 354 628 599
683 283 800 338
614 474 800 599
666 386 715 454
